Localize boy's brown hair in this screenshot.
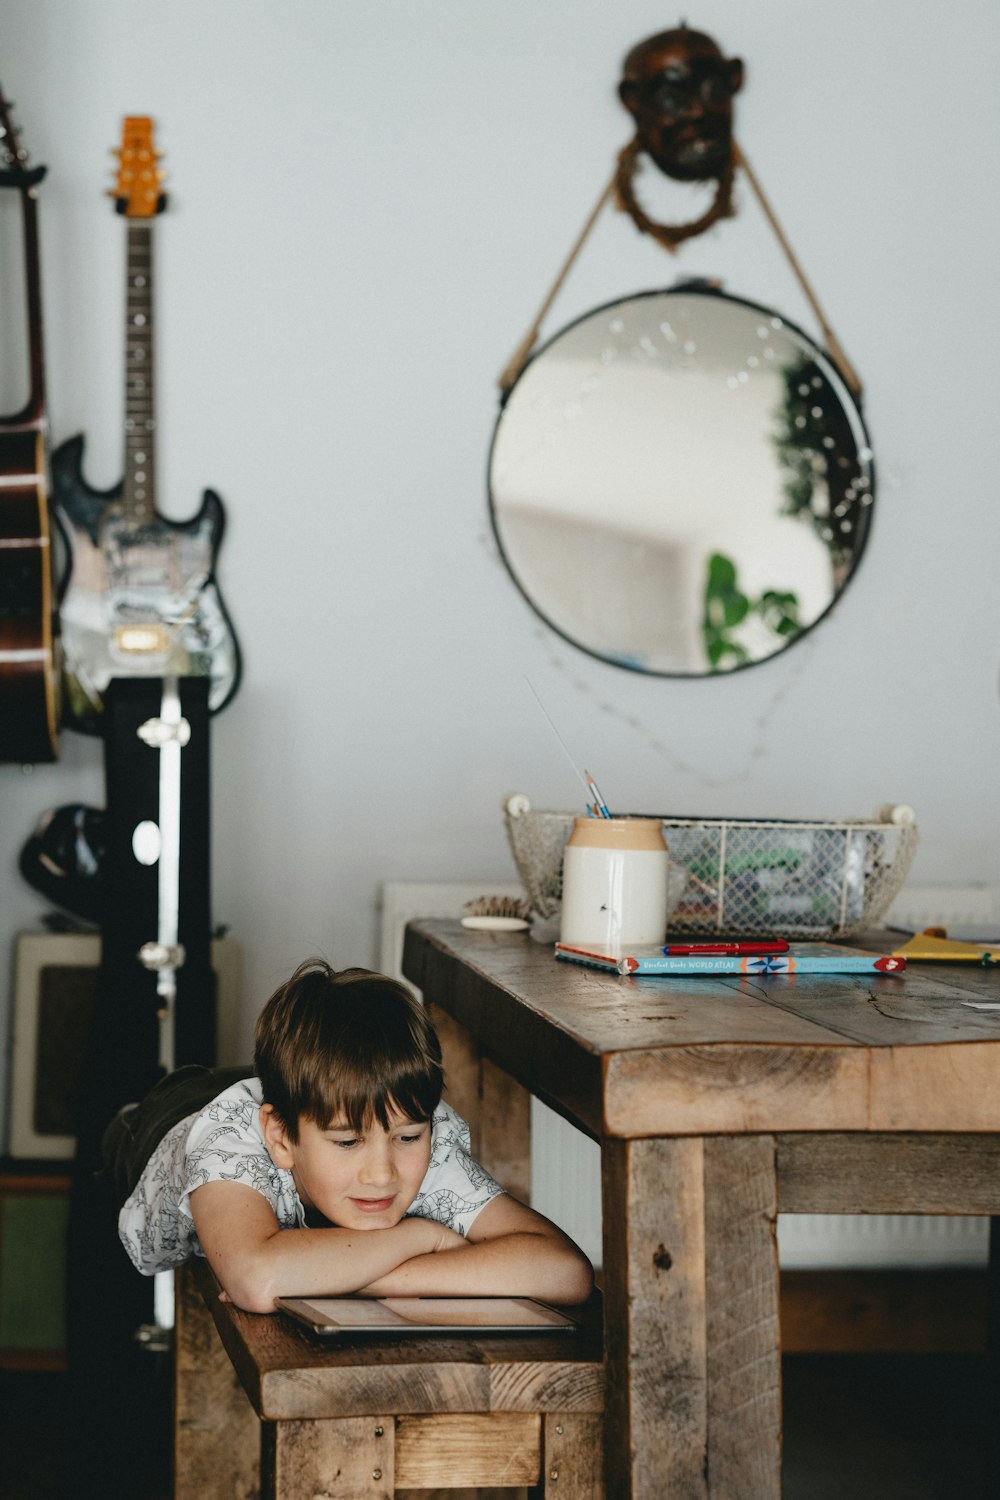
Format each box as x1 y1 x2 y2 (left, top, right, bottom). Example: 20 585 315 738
253 959 443 1141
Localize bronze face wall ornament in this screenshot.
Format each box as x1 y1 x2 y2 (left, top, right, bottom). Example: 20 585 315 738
616 24 743 251
498 22 862 400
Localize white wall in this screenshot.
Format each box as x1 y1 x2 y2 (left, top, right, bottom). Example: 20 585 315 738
2 0 999 1116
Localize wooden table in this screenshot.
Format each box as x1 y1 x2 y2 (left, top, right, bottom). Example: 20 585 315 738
402 920 1000 1500
175 1256 604 1499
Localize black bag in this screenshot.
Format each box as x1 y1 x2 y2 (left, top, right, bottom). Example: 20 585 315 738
99 1063 251 1206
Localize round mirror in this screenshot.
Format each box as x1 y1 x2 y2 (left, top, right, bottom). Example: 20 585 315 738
488 285 874 675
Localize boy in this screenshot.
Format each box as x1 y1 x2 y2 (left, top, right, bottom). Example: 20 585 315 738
115 959 593 1312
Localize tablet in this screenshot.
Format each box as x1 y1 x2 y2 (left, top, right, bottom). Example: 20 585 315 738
275 1295 581 1337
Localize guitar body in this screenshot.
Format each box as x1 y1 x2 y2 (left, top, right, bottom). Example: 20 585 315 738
0 426 60 760
53 432 241 734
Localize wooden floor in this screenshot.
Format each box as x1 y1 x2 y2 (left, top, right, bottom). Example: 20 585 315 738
0 1352 987 1498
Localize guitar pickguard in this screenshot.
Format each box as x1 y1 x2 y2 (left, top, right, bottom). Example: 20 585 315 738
53 433 241 733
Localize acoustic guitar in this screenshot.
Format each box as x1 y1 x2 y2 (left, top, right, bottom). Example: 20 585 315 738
0 87 60 762
53 116 240 734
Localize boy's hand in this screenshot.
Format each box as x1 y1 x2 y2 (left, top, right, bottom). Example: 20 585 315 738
358 1194 594 1304
358 1219 469 1295
215 1219 466 1305
421 1221 469 1254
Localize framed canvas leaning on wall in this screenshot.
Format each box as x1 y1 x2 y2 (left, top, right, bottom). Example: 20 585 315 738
7 931 242 1159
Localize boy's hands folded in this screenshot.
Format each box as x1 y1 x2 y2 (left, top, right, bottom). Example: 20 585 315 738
214 1217 471 1306
422 1221 469 1254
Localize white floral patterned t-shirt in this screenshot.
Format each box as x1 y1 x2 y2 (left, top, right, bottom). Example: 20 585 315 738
118 1078 504 1276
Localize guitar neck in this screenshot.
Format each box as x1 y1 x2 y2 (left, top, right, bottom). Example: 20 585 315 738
123 221 157 523
0 87 58 763
20 181 46 425
0 161 47 430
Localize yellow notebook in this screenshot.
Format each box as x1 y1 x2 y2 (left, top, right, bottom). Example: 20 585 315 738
891 929 1000 964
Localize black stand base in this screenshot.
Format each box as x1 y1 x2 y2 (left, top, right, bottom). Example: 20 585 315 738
66 677 215 1496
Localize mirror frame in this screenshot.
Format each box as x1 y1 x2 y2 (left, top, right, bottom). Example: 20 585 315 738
487 283 875 677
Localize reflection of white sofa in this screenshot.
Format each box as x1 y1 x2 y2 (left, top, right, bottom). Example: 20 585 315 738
495 506 702 671
498 500 830 673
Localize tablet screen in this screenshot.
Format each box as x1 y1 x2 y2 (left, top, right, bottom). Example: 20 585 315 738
276 1295 580 1336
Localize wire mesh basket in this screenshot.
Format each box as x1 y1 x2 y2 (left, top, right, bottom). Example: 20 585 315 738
503 794 919 938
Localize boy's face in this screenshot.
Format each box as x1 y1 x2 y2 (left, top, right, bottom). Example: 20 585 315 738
261 1102 433 1230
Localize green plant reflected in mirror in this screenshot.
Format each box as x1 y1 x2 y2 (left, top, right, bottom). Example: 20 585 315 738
488 285 875 675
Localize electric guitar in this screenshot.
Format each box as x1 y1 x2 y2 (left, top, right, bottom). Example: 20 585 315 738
0 86 60 762
52 117 240 734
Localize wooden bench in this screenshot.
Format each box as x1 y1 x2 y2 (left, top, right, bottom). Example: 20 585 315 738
174 1258 604 1499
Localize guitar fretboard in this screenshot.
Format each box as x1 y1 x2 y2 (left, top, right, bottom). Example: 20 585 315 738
123 222 156 524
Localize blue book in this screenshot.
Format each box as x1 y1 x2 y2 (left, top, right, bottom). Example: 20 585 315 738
554 942 906 976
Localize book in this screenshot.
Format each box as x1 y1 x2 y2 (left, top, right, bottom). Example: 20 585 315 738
890 931 1000 964
554 941 906 976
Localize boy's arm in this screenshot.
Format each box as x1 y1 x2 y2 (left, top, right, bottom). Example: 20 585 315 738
358 1193 594 1305
190 1180 467 1312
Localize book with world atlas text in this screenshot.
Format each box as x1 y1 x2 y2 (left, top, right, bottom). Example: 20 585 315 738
554 942 906 976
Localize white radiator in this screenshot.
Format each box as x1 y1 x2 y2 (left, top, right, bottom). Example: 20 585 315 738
379 881 1000 1269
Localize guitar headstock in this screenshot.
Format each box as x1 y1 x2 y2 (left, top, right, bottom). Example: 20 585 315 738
112 115 167 217
0 85 46 190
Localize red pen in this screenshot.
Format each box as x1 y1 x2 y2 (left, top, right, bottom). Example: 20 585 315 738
662 940 790 956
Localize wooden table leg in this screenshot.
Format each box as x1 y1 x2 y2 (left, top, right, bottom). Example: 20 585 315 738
261 1417 394 1498
601 1136 780 1499
174 1263 260 1499
542 1412 605 1497
703 1136 781 1497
